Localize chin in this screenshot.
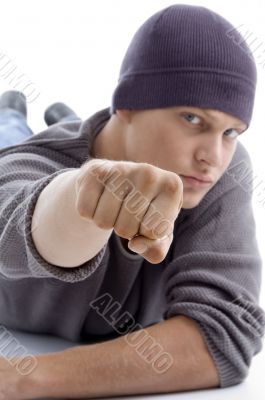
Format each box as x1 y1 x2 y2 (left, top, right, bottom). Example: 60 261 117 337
181 196 204 209
181 204 197 210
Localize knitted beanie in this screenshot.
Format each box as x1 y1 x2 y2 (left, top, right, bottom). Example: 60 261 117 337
110 4 257 127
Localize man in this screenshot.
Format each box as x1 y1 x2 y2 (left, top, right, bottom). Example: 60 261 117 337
0 4 264 399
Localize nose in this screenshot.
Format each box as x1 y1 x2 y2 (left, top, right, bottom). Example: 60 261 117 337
195 132 223 167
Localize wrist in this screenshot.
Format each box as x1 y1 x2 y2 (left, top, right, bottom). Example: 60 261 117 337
19 351 68 399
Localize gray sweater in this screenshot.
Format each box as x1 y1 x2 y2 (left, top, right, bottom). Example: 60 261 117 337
0 108 264 388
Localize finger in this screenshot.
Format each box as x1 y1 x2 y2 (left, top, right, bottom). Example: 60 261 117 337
139 179 183 240
112 163 160 239
114 180 157 239
75 164 106 220
77 159 121 223
93 173 134 230
128 232 173 264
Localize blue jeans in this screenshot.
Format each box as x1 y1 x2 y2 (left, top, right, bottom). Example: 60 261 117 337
0 109 81 149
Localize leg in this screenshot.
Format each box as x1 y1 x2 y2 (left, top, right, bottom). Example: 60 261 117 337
0 91 33 149
44 102 81 126
58 113 82 123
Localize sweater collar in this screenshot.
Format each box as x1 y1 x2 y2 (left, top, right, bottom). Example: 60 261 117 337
78 107 111 158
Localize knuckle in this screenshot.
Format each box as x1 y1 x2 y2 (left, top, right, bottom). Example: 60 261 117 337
176 173 184 190
164 175 182 194
153 221 172 238
95 218 110 230
114 225 131 238
84 160 115 185
91 162 113 182
140 164 158 185
76 170 93 190
75 173 86 188
116 162 128 175
99 220 114 230
76 202 93 220
151 247 166 263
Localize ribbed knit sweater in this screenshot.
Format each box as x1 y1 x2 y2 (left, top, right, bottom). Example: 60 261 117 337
0 108 264 388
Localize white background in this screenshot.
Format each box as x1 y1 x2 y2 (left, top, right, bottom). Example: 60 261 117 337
0 0 265 322
0 1 265 397
0 0 264 332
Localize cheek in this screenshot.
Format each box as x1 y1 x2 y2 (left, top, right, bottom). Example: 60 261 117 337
125 131 153 162
218 147 237 177
158 134 188 161
125 123 189 167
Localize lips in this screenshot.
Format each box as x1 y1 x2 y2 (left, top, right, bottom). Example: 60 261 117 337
184 174 213 183
179 175 213 188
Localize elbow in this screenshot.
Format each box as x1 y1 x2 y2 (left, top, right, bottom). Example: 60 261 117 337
195 320 263 389
218 362 249 388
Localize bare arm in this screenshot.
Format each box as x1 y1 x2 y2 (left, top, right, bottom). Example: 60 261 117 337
31 169 113 268
22 316 219 398
31 158 184 268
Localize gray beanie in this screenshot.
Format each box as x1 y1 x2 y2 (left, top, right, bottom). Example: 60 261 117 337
110 4 257 127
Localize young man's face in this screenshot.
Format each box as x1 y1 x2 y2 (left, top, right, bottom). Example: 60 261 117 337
118 106 247 209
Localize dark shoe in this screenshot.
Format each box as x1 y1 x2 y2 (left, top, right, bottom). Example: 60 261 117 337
44 102 79 126
0 90 27 119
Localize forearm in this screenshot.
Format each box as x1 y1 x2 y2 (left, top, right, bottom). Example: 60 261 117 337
24 316 220 399
31 169 113 268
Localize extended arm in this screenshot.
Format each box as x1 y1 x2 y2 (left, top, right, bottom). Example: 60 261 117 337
20 315 219 399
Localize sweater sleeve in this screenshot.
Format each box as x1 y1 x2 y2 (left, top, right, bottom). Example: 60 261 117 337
162 143 265 388
0 149 107 283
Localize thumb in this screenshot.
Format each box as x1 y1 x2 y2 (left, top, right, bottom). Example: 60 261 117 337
128 237 149 254
128 233 173 263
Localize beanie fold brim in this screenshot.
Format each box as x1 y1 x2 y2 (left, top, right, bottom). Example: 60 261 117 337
111 71 255 126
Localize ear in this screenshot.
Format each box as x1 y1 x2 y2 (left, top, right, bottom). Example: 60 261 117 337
116 109 134 124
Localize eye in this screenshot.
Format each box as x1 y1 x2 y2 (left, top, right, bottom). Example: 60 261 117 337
183 113 201 125
224 128 240 139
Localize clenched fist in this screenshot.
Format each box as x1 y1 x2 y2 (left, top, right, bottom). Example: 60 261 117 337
75 159 183 264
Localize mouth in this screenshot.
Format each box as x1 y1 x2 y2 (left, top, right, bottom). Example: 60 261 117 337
179 175 213 188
